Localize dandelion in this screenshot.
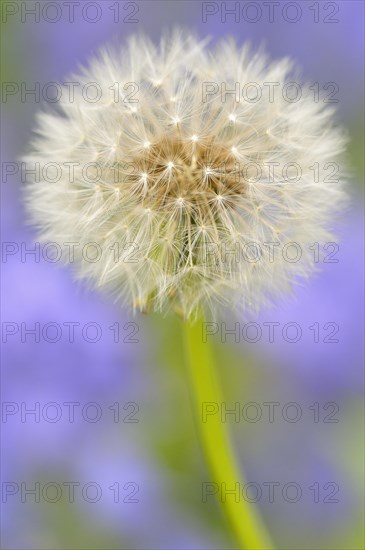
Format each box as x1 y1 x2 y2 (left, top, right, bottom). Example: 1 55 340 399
23 31 347 549
24 31 347 320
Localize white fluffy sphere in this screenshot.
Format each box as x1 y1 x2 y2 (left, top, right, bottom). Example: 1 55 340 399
24 31 347 319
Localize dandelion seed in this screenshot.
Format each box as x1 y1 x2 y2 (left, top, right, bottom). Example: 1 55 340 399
23 31 348 319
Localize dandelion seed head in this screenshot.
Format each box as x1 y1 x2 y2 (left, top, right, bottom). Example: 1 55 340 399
23 31 348 319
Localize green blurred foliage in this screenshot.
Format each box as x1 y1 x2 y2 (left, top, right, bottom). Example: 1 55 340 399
348 119 365 186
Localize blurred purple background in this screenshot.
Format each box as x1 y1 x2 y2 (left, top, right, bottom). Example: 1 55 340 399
1 1 364 549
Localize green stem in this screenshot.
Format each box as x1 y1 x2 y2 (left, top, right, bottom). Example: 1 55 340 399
183 313 274 550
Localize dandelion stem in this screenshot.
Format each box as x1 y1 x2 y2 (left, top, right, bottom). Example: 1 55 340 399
183 313 274 550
